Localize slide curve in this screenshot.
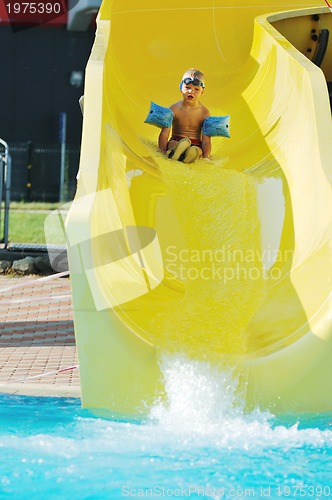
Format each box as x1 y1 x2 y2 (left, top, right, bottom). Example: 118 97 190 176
64 0 332 417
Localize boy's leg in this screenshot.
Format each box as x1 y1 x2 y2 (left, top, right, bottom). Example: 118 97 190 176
166 138 191 160
166 139 178 153
167 141 178 149
182 146 202 164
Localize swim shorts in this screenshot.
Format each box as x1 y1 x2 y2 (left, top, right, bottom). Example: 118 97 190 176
169 135 202 149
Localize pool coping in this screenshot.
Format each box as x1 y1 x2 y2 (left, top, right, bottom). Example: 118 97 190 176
0 382 81 398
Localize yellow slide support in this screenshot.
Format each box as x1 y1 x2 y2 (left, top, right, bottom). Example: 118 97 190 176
66 0 332 417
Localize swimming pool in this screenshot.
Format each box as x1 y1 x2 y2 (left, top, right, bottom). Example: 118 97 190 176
1 357 332 499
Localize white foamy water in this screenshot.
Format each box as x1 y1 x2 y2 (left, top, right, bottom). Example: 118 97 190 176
148 355 332 451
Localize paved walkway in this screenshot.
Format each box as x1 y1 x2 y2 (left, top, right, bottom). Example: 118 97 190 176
0 274 80 398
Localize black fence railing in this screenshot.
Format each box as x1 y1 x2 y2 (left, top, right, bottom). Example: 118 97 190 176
9 142 80 202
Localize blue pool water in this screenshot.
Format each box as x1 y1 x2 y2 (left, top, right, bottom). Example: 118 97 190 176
0 357 332 499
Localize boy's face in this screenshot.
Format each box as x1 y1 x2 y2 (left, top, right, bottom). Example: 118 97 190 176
180 73 205 104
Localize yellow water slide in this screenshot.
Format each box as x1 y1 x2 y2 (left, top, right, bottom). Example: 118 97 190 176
65 0 332 417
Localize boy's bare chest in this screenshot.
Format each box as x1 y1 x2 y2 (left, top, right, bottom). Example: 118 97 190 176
175 106 203 124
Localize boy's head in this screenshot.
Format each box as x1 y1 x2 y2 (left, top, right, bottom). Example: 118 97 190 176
180 68 205 88
180 68 205 103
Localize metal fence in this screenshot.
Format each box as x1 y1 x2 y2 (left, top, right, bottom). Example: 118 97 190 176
9 142 80 202
0 139 11 246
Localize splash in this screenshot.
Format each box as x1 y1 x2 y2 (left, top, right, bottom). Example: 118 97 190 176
150 354 247 433
149 354 332 451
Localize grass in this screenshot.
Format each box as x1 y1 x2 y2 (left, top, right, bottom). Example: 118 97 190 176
8 211 49 244
0 202 65 245
6 201 62 211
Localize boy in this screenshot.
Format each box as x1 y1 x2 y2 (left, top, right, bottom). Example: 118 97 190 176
158 68 211 163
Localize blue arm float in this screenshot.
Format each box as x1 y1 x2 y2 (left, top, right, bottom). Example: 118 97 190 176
202 115 230 138
144 102 174 128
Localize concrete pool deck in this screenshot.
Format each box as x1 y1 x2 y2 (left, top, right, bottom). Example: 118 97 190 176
0 274 80 398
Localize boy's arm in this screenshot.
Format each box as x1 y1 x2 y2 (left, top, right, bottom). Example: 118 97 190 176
158 127 171 153
201 108 211 158
201 134 211 158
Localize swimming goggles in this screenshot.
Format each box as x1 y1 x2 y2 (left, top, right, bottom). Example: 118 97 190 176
181 77 205 88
